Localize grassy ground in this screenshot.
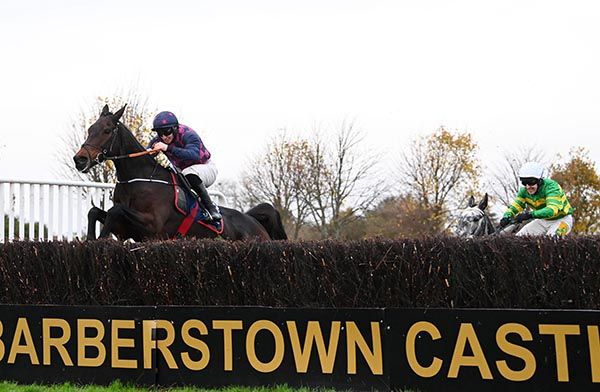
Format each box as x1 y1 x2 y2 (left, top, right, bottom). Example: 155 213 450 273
0 382 342 392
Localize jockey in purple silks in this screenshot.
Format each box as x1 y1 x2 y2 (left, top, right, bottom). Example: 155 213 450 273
149 111 222 221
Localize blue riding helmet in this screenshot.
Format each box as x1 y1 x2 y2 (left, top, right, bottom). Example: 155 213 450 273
152 111 179 131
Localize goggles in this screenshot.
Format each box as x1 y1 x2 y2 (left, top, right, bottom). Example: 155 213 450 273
520 177 539 186
155 127 175 137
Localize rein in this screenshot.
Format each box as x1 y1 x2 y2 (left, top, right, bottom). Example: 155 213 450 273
104 149 159 161
82 122 168 184
80 123 159 163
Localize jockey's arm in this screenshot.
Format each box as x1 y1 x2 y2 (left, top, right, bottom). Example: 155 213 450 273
503 191 528 218
167 132 201 161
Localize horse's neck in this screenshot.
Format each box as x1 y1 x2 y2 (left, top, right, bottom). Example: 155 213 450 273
113 124 170 181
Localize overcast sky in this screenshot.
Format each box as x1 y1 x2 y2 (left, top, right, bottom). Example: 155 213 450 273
1 0 598 194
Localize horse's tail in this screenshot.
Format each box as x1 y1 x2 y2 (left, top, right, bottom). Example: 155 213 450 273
246 203 288 240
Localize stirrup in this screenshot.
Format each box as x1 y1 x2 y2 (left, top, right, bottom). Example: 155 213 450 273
208 204 222 221
198 198 221 221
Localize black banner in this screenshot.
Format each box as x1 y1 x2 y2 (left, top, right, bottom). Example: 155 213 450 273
0 305 154 385
387 308 600 392
0 305 598 391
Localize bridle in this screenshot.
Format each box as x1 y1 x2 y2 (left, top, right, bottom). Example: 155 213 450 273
458 207 492 237
79 121 165 184
80 124 120 165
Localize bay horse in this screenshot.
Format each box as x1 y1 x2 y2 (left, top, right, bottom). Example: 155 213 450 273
73 104 287 241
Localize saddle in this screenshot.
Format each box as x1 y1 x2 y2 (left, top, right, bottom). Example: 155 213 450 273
169 172 223 235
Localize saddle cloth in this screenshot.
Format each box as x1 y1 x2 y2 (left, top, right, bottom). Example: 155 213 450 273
170 173 223 234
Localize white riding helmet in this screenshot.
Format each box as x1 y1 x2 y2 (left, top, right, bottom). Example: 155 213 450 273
518 161 545 179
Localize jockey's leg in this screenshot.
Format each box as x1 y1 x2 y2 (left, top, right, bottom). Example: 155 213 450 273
185 173 222 221
546 215 573 237
516 219 551 236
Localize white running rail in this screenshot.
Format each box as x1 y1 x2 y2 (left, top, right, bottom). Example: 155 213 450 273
0 179 228 242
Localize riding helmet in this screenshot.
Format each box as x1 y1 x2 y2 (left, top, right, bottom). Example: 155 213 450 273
152 111 179 130
518 161 545 187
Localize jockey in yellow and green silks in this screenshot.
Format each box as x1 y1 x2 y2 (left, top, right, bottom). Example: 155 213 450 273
498 162 574 236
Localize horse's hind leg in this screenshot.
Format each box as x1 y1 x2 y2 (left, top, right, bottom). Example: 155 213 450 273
246 203 288 240
87 206 107 240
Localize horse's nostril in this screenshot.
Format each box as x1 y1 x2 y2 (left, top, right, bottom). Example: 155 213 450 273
73 155 88 170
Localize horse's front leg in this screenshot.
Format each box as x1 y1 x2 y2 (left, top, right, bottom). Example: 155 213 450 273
98 204 156 241
87 206 107 240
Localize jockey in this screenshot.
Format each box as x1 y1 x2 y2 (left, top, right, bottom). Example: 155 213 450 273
149 111 222 221
498 161 573 236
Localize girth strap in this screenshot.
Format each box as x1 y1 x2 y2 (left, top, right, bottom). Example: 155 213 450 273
176 202 200 237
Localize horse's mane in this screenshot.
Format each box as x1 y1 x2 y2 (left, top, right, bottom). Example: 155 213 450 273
116 121 149 152
99 109 145 151
113 121 171 177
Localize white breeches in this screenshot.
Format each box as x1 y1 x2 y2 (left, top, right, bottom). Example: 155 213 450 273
516 215 573 237
182 160 218 187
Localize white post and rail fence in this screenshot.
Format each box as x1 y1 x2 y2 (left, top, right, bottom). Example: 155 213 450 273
0 178 227 243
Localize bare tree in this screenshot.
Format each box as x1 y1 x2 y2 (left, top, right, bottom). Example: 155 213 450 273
396 126 480 233
301 138 330 237
216 178 249 212
490 147 547 207
241 122 382 240
302 121 384 239
57 91 156 183
241 132 313 239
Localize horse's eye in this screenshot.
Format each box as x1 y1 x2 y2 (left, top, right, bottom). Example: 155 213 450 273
104 128 112 134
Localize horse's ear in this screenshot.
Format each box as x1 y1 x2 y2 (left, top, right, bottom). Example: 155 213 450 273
101 104 110 116
478 193 488 211
467 195 475 207
113 104 127 122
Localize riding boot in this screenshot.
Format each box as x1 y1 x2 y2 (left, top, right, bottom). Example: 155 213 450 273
185 174 222 221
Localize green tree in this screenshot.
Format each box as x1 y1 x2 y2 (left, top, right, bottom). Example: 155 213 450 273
58 91 156 183
397 126 479 234
550 148 600 234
